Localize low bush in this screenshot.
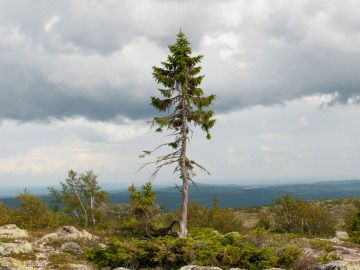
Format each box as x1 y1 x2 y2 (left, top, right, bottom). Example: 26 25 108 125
84 228 302 270
160 198 244 236
187 198 244 234
276 246 302 269
256 211 271 230
310 239 334 252
5 189 71 229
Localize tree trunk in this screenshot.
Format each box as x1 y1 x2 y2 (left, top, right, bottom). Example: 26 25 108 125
179 176 188 238
179 96 188 238
74 187 88 227
90 196 96 227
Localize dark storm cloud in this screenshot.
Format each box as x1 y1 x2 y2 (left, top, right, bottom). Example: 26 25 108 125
0 0 360 122
0 69 153 121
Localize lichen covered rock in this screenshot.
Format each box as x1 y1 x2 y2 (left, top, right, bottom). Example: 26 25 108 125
0 224 29 239
335 231 349 239
0 257 35 270
0 242 33 255
41 226 98 241
312 260 360 270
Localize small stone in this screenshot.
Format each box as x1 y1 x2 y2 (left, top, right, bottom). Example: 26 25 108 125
335 231 349 239
226 232 239 235
60 242 81 252
329 237 343 244
179 266 223 270
97 243 107 249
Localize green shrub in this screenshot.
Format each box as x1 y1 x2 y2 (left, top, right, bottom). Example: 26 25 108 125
0 202 9 226
310 240 334 252
128 182 162 236
7 189 70 229
271 193 335 235
276 246 302 268
85 228 284 270
187 198 244 234
257 211 271 230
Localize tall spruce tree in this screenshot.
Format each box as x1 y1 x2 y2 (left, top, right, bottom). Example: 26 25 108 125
140 30 215 238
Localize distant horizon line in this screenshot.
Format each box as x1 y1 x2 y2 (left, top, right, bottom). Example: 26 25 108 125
1 178 360 197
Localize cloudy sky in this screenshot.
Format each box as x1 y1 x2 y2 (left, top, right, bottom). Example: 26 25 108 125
1 0 360 188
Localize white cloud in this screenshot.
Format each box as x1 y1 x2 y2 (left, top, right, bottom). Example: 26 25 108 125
54 117 149 143
44 16 59 32
203 32 241 59
0 117 149 177
260 145 274 151
0 140 134 175
299 116 309 125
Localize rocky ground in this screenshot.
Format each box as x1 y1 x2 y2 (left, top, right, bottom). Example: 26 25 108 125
0 224 98 270
2 224 360 270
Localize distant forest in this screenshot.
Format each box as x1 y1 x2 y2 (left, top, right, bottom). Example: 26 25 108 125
2 180 360 210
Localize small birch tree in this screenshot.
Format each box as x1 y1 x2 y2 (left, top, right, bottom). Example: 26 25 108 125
48 170 109 227
140 30 215 238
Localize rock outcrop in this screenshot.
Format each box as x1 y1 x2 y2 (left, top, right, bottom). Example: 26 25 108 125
41 226 98 241
0 242 33 256
0 225 29 239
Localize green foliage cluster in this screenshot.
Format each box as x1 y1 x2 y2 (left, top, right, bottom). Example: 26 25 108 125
127 182 162 236
0 189 69 229
85 228 302 270
271 193 335 235
256 210 271 230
